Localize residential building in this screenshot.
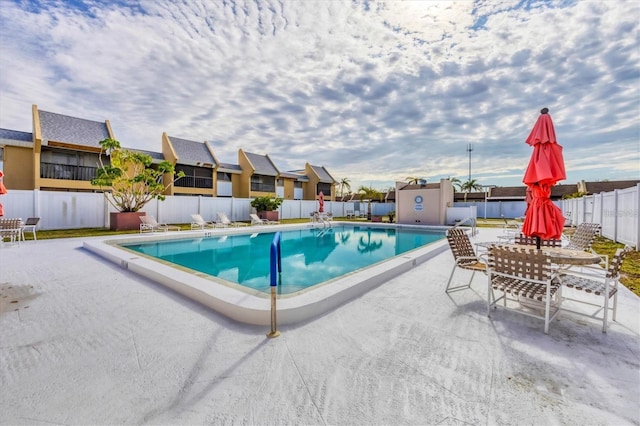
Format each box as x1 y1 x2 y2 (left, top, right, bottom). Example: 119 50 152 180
0 105 337 201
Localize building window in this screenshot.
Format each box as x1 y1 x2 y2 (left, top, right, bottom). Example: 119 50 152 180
277 178 284 186
251 174 275 192
217 172 231 182
318 182 332 195
39 148 102 180
175 165 213 188
294 181 302 188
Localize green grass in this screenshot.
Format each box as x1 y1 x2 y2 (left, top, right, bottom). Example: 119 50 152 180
21 218 640 298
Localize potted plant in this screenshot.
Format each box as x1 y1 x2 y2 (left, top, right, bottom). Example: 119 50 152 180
250 194 284 222
91 138 185 230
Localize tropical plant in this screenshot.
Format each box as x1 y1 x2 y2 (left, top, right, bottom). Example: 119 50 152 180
250 194 284 211
446 176 463 192
91 138 184 212
562 191 588 200
406 176 421 184
338 177 351 197
460 178 484 202
357 185 383 219
460 179 483 193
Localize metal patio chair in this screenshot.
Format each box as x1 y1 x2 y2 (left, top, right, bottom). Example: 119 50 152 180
445 228 487 293
487 244 561 334
559 245 632 333
514 233 562 247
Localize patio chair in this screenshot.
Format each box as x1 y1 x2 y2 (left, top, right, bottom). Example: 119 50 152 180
21 217 40 241
445 228 487 293
139 216 181 233
487 244 561 334
564 223 608 267
191 214 218 230
250 213 279 226
0 218 23 245
514 233 562 247
558 245 632 333
217 212 248 227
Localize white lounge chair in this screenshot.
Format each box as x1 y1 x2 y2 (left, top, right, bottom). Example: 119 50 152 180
191 214 218 230
140 216 181 233
21 217 40 241
250 213 279 226
217 212 248 227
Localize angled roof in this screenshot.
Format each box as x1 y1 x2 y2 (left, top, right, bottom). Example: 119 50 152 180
0 128 33 143
217 162 242 174
398 183 441 190
309 165 335 183
129 148 165 162
168 136 216 167
585 180 640 194
245 151 279 176
279 171 307 180
39 110 110 148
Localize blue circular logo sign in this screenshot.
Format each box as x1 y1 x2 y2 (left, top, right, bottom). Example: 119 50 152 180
415 195 423 203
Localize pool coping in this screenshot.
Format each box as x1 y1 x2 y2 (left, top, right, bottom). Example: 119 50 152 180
83 222 451 326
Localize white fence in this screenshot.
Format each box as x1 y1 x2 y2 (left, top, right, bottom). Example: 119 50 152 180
0 190 394 230
561 184 640 249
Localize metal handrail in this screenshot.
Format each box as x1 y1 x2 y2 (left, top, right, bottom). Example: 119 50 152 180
452 216 477 236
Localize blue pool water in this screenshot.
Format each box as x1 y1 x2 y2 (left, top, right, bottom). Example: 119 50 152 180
121 225 445 295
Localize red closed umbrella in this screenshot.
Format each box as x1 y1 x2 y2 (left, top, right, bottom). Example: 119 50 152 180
521 108 566 243
318 191 325 213
0 170 6 216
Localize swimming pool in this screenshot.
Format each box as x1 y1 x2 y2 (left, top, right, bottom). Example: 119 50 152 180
120 225 445 295
83 222 451 325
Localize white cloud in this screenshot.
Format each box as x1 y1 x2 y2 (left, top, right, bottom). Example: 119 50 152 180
0 0 638 191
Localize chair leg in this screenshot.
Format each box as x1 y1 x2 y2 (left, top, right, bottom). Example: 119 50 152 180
445 266 474 293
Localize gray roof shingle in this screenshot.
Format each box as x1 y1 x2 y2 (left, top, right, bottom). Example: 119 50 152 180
0 128 33 142
310 165 334 183
169 136 216 167
245 152 278 176
39 110 110 148
218 162 242 173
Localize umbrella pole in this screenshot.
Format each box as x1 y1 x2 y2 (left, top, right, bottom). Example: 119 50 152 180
536 236 541 250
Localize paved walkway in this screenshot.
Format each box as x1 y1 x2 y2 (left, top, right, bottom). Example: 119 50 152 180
1 228 639 425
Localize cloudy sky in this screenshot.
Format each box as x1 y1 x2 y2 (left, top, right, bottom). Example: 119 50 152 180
1 0 638 191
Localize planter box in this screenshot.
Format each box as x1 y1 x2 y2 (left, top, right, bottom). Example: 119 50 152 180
110 212 146 231
257 211 279 222
371 215 383 222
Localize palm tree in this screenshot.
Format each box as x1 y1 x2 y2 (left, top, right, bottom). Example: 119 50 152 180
405 177 421 184
338 177 351 198
446 176 463 192
460 179 483 202
357 185 383 219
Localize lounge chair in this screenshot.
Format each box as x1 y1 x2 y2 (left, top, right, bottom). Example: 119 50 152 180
140 216 181 233
191 214 218 230
20 217 40 241
250 213 279 226
217 212 248 227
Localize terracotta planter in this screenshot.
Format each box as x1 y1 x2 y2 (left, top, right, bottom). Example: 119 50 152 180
110 212 146 231
371 215 382 222
258 211 279 222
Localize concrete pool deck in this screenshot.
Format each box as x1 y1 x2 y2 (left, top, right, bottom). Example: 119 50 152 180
1 227 639 425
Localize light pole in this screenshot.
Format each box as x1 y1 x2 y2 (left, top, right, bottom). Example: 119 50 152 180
467 144 473 183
